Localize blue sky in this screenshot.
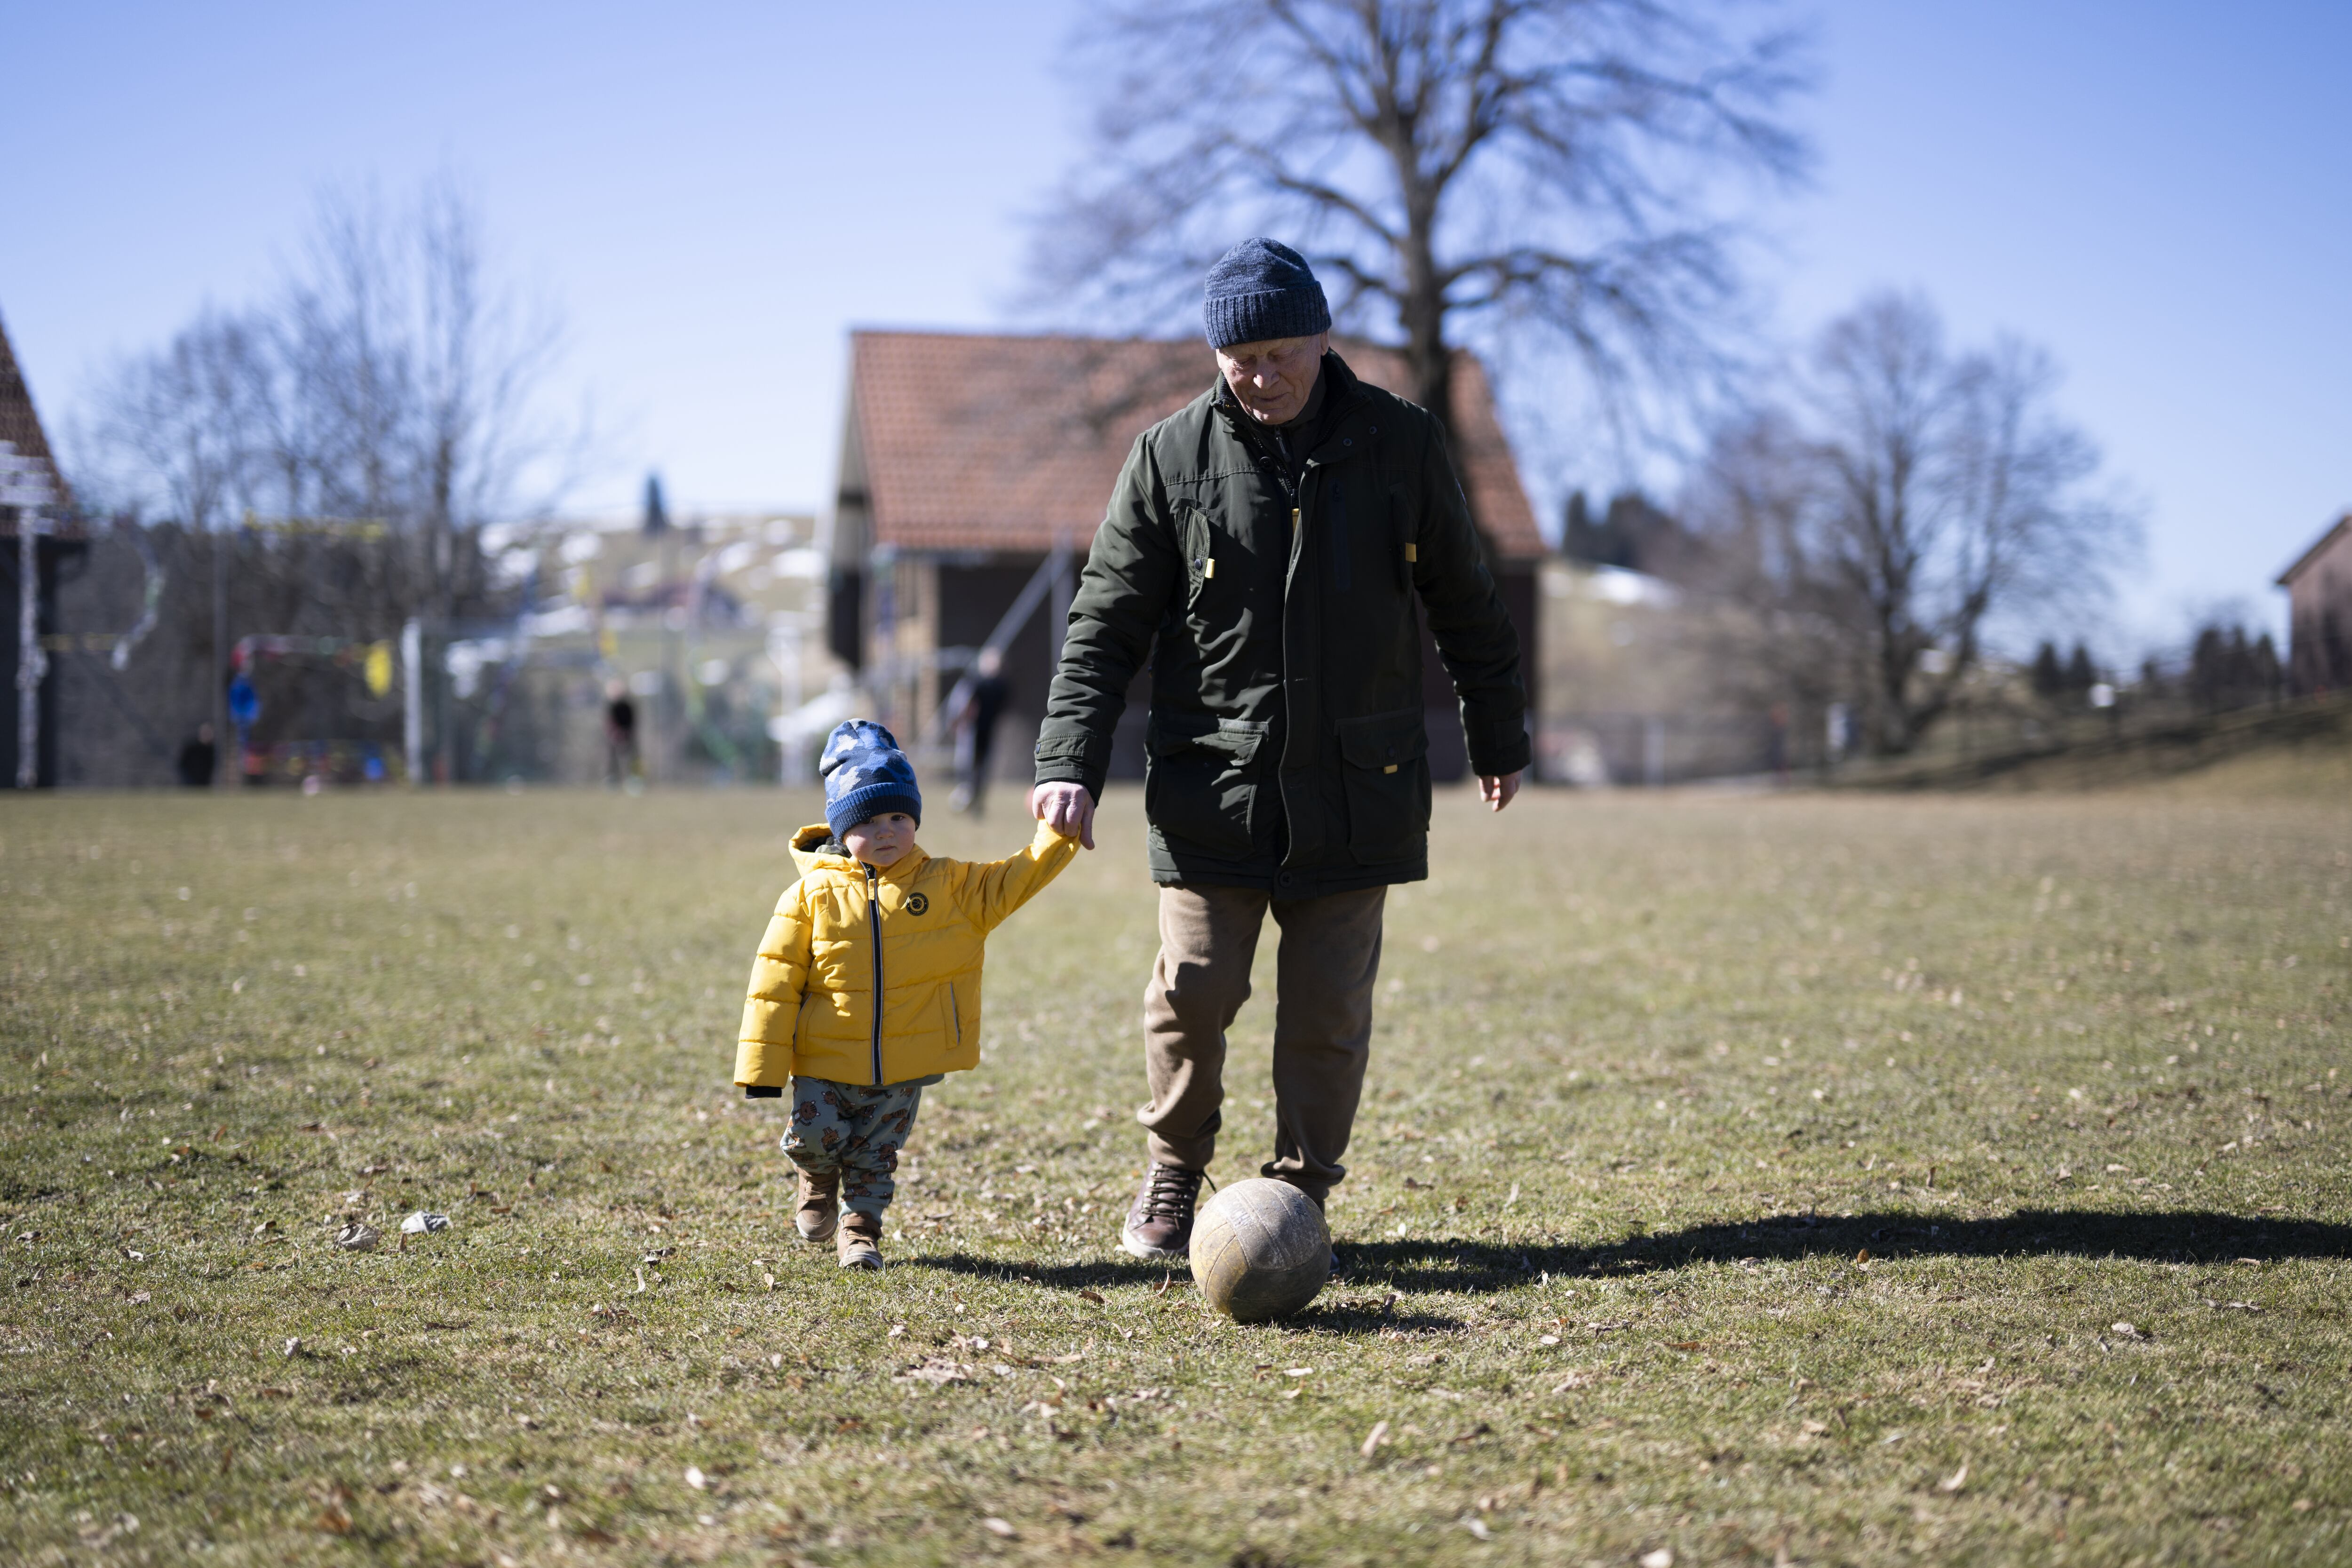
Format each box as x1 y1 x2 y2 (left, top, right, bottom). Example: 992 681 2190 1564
5 2 2345 654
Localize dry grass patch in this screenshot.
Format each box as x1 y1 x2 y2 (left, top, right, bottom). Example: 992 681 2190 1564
1 782 2347 1564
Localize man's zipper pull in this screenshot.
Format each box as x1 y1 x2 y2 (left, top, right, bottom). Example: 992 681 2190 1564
1292 507 1302 533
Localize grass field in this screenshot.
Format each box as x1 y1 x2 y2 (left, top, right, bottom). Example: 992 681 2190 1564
2 776 2347 1567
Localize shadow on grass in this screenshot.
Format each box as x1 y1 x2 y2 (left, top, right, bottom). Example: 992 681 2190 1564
884 1211 2347 1335
901 1249 1468 1330
1332 1209 2352 1294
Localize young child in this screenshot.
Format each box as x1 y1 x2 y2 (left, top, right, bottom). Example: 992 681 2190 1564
736 719 1079 1268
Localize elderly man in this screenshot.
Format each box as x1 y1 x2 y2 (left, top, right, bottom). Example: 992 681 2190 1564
1031 237 1527 1260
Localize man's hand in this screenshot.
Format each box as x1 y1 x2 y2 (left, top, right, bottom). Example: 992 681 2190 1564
1478 770 1523 812
1029 781 1097 850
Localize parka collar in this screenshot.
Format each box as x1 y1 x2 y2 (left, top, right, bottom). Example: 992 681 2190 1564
788 822 929 883
1211 350 1367 448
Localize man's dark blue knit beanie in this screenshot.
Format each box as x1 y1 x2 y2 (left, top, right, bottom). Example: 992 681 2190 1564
1203 238 1332 350
820 720 922 841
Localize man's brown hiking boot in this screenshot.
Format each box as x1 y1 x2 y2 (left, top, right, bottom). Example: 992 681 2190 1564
795 1170 839 1244
837 1209 884 1270
1120 1163 1204 1261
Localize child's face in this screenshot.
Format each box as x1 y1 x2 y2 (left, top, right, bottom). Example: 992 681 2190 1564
842 812 916 868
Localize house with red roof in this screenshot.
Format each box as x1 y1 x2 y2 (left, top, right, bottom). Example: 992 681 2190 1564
825 330 1546 783
2277 510 2352 696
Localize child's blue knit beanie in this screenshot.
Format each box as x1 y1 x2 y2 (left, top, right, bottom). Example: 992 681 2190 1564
1203 237 1331 350
820 720 922 841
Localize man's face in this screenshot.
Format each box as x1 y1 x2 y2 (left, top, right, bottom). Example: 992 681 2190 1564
1216 332 1328 426
843 811 916 869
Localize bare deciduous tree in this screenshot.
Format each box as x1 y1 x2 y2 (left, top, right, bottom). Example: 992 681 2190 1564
1032 0 1811 459
1682 292 2138 756
87 176 580 615
75 177 585 770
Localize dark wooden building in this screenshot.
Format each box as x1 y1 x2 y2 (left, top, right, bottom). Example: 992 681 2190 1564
825 331 1546 783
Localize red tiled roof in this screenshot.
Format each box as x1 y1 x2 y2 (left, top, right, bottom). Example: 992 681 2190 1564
848 331 1545 560
2277 511 2352 588
0 310 73 521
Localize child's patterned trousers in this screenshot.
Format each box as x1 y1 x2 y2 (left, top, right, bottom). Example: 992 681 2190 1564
779 1075 926 1218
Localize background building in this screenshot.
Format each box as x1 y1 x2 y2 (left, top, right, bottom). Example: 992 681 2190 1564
0 311 82 789
2278 511 2352 696
826 331 1546 784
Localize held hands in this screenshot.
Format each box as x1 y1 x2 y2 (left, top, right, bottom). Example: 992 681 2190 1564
1029 781 1097 849
1479 771 1523 812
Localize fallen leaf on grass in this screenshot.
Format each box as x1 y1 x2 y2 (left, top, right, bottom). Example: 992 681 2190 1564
1076 1289 1105 1305
982 1517 1018 1538
1361 1420 1391 1457
1640 1550 1675 1568
683 1466 707 1491
315 1506 352 1535
898 1358 972 1387
127 1291 151 1305
1939 1464 1969 1493
1464 1516 1492 1540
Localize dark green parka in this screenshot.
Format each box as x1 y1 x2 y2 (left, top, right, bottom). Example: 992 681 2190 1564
1034 351 1529 896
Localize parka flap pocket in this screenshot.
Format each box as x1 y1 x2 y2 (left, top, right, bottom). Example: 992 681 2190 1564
1148 713 1268 764
1336 707 1428 772
1144 712 1268 858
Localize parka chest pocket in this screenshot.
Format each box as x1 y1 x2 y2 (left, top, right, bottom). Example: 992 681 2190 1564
1335 706 1431 860
1172 500 1225 611
1144 713 1269 858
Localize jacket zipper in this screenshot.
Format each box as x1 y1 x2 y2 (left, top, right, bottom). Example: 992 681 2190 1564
865 863 884 1086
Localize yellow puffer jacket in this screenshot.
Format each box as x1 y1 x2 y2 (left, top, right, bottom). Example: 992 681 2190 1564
735 819 1079 1089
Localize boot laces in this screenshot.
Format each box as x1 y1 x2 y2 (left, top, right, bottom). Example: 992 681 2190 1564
1140 1164 1203 1220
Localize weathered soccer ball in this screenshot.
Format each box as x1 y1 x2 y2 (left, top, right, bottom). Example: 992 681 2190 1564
1189 1177 1331 1322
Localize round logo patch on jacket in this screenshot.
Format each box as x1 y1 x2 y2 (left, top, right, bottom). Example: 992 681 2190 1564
906 892 930 915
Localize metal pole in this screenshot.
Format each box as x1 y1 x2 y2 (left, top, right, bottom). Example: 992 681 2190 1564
211 525 230 788
2 442 57 790
401 617 424 785
15 509 37 789
1048 532 1074 667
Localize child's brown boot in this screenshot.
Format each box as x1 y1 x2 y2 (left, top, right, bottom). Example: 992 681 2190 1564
795 1171 839 1244
836 1209 883 1270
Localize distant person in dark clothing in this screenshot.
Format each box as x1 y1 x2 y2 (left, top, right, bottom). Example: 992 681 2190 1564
947 646 1012 816
604 678 640 786
176 724 217 788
